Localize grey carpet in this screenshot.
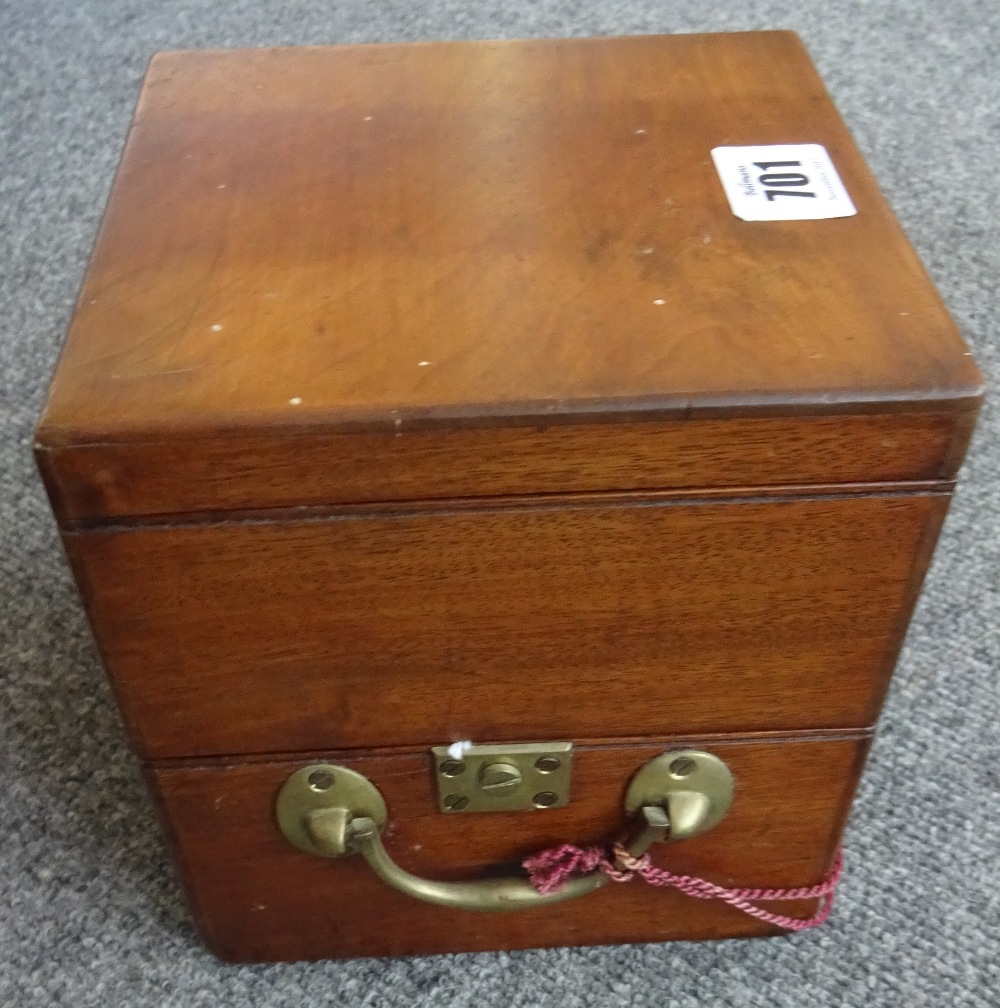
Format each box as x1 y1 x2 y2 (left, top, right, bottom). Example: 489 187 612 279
1 1 998 1005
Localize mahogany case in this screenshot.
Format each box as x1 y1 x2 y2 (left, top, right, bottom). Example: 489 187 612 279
36 32 981 961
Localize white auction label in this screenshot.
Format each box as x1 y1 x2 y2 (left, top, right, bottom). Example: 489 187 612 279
710 144 856 221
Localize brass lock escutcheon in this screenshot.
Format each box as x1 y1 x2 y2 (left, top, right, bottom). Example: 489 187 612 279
275 749 733 912
431 742 573 813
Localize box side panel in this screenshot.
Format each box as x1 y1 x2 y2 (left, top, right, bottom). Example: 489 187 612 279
63 491 947 759
149 733 869 961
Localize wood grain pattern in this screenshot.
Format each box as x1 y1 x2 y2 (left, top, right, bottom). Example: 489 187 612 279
38 409 970 522
65 491 947 759
150 733 870 961
35 32 981 518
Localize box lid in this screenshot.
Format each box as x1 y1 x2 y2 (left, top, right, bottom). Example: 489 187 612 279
37 32 981 521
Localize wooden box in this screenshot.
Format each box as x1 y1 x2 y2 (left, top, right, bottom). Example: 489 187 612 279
36 32 981 962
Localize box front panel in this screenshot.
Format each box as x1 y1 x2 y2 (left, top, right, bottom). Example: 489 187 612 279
151 733 867 961
67 490 946 758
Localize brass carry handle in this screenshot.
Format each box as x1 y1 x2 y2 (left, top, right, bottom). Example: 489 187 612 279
275 750 733 913
309 803 672 910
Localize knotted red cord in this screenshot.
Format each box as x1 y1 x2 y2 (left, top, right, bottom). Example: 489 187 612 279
523 842 843 932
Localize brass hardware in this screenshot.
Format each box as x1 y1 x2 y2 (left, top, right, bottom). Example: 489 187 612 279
430 742 573 813
624 749 734 841
275 748 733 912
339 803 671 911
275 764 387 856
479 762 523 793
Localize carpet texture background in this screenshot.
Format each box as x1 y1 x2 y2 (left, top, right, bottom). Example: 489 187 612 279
1 2 997 1005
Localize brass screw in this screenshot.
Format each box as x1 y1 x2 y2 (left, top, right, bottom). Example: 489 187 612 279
533 791 558 808
669 756 696 778
443 793 469 811
307 769 335 792
534 756 562 774
440 760 466 777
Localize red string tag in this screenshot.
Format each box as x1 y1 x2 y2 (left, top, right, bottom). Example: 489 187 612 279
523 843 843 932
